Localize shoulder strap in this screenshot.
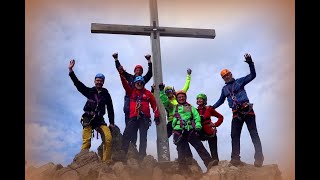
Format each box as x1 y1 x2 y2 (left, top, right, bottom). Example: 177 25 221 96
225 82 240 108
187 104 195 129
175 105 185 129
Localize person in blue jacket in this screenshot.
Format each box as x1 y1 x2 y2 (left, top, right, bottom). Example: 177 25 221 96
211 53 264 167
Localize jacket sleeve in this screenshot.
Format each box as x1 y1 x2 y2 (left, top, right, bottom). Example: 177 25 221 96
149 91 159 118
209 107 224 127
192 106 202 130
105 92 115 125
160 90 174 111
237 62 256 87
212 88 226 109
69 71 90 98
143 62 153 84
172 106 177 128
115 59 133 82
120 74 132 95
182 74 191 92
115 59 122 69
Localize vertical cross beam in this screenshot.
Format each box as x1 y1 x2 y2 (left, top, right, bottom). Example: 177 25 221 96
148 0 170 162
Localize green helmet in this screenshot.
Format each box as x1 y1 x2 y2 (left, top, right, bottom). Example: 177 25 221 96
197 93 207 101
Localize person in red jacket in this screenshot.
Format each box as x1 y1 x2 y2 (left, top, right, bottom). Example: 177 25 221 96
196 93 224 166
114 66 160 161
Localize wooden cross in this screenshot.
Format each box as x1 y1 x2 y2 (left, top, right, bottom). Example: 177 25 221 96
91 0 215 162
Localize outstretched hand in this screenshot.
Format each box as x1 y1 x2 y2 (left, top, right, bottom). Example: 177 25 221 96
112 52 118 59
69 59 75 71
244 53 253 64
159 83 165 91
145 54 151 61
187 68 192 75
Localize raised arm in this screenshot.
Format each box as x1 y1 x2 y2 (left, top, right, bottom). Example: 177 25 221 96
68 59 90 98
118 66 132 95
143 54 153 84
237 53 256 87
182 68 192 92
113 52 132 81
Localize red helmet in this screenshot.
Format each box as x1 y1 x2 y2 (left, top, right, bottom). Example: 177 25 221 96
134 65 143 73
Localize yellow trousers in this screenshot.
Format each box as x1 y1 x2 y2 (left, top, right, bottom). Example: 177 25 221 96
81 125 112 161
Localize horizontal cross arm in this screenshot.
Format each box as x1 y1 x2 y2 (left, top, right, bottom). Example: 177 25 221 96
91 23 215 39
91 23 152 36
159 26 215 39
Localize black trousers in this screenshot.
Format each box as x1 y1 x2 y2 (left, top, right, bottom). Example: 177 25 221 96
122 117 150 158
168 122 193 159
125 113 137 146
231 112 264 161
200 133 219 161
173 130 212 167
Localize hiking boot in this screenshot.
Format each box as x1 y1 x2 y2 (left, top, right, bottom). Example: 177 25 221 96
254 159 263 167
207 159 219 170
230 159 245 166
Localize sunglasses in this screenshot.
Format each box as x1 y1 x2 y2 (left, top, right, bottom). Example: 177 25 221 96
136 81 144 85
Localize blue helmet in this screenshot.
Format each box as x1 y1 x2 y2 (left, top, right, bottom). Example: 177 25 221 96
134 76 145 83
95 73 105 81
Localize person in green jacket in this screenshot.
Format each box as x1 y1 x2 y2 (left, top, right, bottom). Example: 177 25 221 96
153 68 193 160
159 84 215 170
153 68 192 137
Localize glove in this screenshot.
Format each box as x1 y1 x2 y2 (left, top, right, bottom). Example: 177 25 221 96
154 117 160 125
145 54 151 60
172 86 176 96
112 52 118 59
244 53 253 64
158 83 165 91
187 68 192 75
118 66 124 74
151 85 155 93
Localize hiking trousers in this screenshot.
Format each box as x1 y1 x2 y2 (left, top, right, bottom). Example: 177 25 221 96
122 117 150 159
173 130 212 167
125 113 138 147
82 124 112 161
200 133 219 161
231 112 264 162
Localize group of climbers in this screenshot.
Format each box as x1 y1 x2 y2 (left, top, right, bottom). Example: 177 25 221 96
68 52 264 170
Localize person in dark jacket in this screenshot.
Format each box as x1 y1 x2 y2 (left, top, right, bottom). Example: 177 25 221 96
112 52 152 148
68 59 115 162
211 53 264 167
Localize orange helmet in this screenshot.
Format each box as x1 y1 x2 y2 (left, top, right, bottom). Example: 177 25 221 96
220 69 231 77
175 90 186 97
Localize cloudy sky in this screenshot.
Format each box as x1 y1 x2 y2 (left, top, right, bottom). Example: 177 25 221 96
26 0 294 179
